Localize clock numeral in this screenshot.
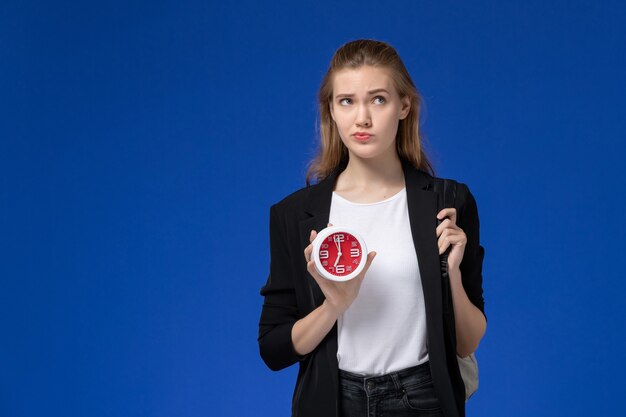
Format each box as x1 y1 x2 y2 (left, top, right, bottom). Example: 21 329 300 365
321 243 329 249
335 265 345 274
353 259 358 265
334 234 345 243
350 248 360 258
351 241 358 247
319 250 329 259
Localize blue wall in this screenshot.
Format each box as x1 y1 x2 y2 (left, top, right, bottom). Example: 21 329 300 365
2 1 625 416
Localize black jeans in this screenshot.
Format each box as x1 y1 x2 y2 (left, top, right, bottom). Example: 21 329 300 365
339 362 444 417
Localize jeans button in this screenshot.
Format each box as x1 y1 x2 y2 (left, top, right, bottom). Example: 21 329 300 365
367 381 375 390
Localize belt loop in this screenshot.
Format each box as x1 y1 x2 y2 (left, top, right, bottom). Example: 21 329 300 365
364 377 375 394
390 372 402 393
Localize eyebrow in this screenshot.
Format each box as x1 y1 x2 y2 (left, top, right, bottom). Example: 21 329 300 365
335 88 391 98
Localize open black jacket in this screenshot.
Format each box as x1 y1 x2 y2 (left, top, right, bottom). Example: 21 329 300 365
258 159 486 417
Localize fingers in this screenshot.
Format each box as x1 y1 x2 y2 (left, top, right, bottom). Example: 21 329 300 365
436 208 457 224
355 251 377 283
364 251 377 269
304 229 317 265
304 225 330 261
305 254 325 284
436 218 457 237
438 230 467 254
306 258 318 277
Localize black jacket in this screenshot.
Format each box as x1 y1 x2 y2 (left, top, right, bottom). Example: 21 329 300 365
258 159 485 417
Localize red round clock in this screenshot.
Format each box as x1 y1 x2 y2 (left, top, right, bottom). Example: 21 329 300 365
311 226 368 282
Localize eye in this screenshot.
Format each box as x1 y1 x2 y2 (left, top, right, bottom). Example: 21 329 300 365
339 98 352 106
373 96 386 104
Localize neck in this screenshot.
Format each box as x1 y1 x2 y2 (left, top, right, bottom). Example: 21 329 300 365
339 151 404 188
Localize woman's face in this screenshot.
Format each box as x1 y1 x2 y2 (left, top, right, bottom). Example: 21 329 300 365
330 65 410 163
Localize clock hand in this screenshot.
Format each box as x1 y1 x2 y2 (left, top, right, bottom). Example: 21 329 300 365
333 235 342 267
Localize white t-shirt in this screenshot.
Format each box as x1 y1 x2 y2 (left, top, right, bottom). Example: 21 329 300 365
329 188 429 376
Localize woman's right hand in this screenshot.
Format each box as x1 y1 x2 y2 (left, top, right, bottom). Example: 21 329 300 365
303 226 377 317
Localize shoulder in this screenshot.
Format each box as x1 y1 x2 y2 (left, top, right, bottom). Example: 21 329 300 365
270 183 313 214
401 160 478 206
270 172 337 216
272 185 315 209
449 180 477 212
442 178 480 227
429 173 474 202
267 179 325 227
427 172 480 222
267 179 333 243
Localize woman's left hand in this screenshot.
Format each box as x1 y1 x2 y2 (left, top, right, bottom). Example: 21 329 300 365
436 208 466 272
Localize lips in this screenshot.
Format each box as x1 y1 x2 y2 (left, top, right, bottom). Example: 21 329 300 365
353 132 372 141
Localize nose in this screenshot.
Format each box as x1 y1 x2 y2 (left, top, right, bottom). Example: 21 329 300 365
355 105 371 128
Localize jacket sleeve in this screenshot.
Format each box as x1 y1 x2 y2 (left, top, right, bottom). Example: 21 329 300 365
456 183 487 320
258 204 304 371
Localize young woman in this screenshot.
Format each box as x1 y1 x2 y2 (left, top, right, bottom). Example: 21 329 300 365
258 39 486 417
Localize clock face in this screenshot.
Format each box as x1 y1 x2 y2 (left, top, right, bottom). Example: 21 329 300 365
312 227 366 281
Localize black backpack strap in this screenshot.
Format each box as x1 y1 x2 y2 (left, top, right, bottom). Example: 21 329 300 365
433 177 458 263
432 177 459 341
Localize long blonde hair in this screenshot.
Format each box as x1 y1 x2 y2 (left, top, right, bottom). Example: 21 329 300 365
306 39 435 185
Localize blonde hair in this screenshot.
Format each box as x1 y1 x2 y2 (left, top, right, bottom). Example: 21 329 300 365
306 39 435 185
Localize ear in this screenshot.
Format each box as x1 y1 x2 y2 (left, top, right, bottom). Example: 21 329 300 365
399 96 411 120
329 100 336 121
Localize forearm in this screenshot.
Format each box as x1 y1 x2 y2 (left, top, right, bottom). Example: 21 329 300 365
291 300 340 356
448 267 487 357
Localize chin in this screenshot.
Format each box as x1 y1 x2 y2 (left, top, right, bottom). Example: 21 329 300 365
349 151 385 161
348 145 395 161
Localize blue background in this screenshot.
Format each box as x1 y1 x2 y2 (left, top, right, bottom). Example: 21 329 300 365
2 1 625 416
